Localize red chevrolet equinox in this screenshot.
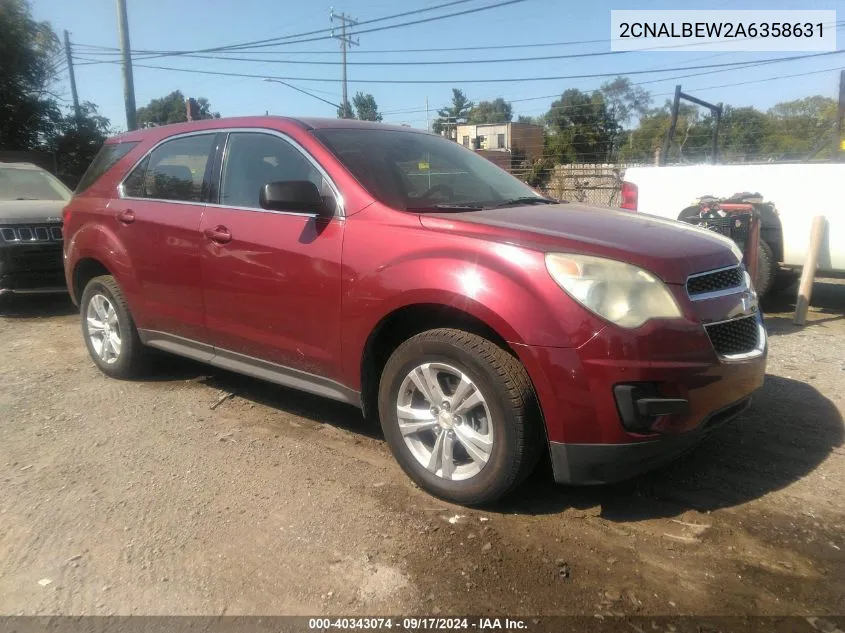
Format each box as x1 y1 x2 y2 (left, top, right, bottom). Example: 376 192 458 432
63 117 766 505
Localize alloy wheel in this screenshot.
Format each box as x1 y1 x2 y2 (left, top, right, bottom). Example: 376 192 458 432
86 293 122 365
396 362 494 481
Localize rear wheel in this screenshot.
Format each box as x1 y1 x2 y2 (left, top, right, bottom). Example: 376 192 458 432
80 275 148 379
378 328 542 506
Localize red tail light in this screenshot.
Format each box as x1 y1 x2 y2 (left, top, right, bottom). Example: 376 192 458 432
620 181 638 211
62 205 71 225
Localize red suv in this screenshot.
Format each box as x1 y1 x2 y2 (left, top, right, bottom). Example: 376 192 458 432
64 117 766 505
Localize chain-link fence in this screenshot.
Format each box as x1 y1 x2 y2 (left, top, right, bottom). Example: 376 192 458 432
538 163 646 208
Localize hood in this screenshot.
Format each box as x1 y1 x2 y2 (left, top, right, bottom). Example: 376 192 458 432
418 203 741 284
0 200 67 225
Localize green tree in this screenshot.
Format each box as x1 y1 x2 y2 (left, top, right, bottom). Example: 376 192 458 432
336 99 352 119
706 105 771 162
619 100 705 164
336 92 383 121
43 101 111 187
545 89 618 163
0 0 62 150
765 96 837 160
432 88 473 136
516 114 545 126
352 92 382 121
467 97 513 124
136 90 219 127
599 76 651 128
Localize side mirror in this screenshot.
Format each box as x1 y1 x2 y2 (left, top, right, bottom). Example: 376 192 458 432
259 181 332 216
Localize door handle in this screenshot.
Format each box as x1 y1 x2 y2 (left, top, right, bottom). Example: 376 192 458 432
117 209 135 225
204 225 232 244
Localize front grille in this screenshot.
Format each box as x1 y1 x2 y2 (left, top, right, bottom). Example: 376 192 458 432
705 315 759 356
0 224 63 243
687 265 743 297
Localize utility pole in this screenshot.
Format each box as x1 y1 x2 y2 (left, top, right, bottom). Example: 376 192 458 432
63 30 81 125
426 96 430 132
116 0 137 131
330 8 358 118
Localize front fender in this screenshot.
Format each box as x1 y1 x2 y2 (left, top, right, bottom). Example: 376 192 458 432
340 212 604 389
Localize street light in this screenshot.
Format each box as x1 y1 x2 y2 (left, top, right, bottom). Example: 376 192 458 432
262 78 341 111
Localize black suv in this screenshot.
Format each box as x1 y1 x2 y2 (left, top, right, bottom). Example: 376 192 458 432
0 162 70 298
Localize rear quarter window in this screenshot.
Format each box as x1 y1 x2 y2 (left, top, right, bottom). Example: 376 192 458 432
75 141 139 194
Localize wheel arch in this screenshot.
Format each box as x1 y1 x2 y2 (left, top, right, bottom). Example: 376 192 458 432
72 258 113 305
360 303 525 423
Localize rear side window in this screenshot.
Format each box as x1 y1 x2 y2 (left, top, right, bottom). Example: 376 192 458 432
137 134 215 203
75 141 138 194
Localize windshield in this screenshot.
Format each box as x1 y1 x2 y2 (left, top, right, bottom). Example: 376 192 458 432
0 166 71 202
314 128 543 211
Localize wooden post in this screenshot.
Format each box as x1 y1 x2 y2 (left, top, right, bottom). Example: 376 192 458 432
793 215 827 325
744 211 761 290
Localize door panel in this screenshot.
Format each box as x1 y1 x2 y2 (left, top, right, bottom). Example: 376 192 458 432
114 133 217 342
111 198 207 340
199 131 345 381
200 211 344 378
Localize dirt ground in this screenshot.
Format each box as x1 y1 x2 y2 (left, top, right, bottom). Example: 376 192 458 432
1 280 843 618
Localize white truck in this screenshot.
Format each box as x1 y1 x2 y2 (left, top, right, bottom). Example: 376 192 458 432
621 163 844 296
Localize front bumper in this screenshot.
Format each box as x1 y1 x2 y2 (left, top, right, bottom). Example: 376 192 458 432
515 312 767 485
0 242 67 295
549 397 751 484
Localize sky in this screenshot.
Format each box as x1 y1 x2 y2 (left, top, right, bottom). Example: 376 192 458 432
31 0 844 132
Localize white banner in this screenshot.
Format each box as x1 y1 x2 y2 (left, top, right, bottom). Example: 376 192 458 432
610 10 837 52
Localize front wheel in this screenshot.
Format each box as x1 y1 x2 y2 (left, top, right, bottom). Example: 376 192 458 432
378 329 543 506
80 275 148 379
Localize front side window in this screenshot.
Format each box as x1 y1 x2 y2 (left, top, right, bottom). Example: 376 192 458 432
131 134 214 202
314 128 541 211
220 132 334 210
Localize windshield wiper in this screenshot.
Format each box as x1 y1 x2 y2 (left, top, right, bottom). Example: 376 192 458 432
406 203 484 212
15 197 39 201
492 196 559 208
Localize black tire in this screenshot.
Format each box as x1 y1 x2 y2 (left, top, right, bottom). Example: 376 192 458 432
80 275 148 379
378 328 543 506
768 268 799 297
678 205 701 222
755 240 775 298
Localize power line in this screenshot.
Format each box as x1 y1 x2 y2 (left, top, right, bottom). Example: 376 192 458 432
263 78 340 109
115 50 845 85
68 46 813 68
73 0 522 59
74 39 627 56
74 18 844 57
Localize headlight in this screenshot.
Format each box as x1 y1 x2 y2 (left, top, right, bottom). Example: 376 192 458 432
545 253 682 328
